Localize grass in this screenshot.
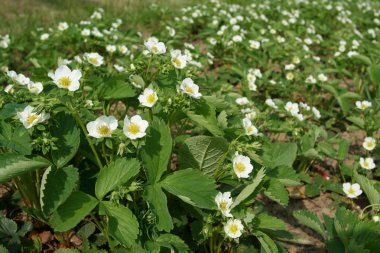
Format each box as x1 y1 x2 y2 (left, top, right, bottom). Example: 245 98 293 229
0 0 198 36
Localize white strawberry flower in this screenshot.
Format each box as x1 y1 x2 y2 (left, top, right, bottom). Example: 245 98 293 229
27 81 43 94
86 116 118 139
106 45 117 53
286 72 294 80
312 107 321 119
343 182 362 198
170 50 187 69
81 29 91 36
58 22 69 31
249 40 260 49
178 78 202 99
224 219 244 239
215 192 233 218
84 52 104 66
48 65 82 91
17 105 50 129
233 152 253 178
4 84 14 94
248 83 257 91
144 37 166 55
355 100 372 110
138 88 158 108
15 74 30 86
123 115 149 140
247 73 256 83
265 98 278 109
359 157 376 170
318 73 328 82
285 102 299 115
236 97 249 106
40 33 49 40
242 118 258 136
363 137 376 151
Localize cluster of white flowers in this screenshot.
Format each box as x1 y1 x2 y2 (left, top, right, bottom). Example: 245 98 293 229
144 37 166 55
6 70 43 94
86 115 149 140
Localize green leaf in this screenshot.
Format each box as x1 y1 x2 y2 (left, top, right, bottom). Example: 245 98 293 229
0 154 51 183
99 79 137 100
0 122 32 155
155 234 189 253
51 191 98 232
144 185 173 232
231 167 265 209
257 213 286 231
186 101 223 136
0 217 17 236
179 135 228 176
369 65 380 87
293 210 325 239
254 231 278 253
263 142 297 168
54 250 80 253
354 171 380 205
140 118 172 183
264 180 289 207
102 201 139 248
305 184 320 198
347 116 365 129
160 168 218 209
51 113 80 168
267 166 301 186
40 166 79 216
95 158 140 200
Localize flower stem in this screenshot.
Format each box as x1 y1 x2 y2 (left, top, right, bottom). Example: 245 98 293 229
72 112 104 169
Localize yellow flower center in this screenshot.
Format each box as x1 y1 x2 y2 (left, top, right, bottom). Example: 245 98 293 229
128 123 140 135
185 86 194 93
219 201 228 210
367 142 373 148
90 57 98 65
26 114 38 125
152 45 158 53
97 125 111 136
246 126 253 133
58 76 71 88
229 224 238 234
173 58 181 67
363 161 368 167
235 162 246 173
361 104 366 109
348 188 355 195
147 93 156 104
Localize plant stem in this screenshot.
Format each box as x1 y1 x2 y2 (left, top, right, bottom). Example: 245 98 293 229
72 112 104 169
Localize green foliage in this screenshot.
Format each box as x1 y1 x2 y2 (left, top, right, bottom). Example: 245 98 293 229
263 142 297 169
95 158 140 200
160 168 218 209
50 113 80 168
231 167 265 208
40 166 80 216
0 154 50 183
0 121 32 155
101 202 139 248
179 135 229 176
264 179 289 207
51 191 98 232
141 118 172 183
144 185 173 232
